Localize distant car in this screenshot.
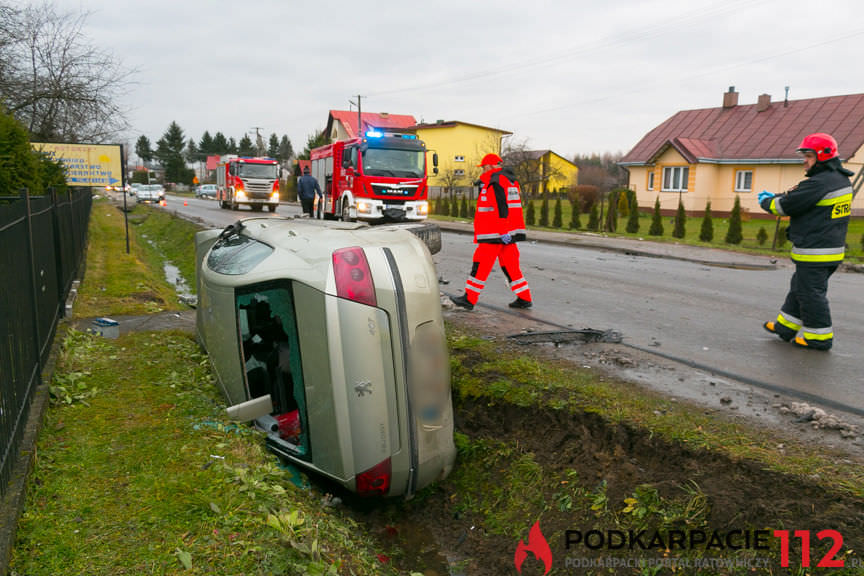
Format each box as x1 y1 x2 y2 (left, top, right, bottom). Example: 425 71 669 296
136 184 165 204
129 183 144 196
195 219 454 498
196 184 217 199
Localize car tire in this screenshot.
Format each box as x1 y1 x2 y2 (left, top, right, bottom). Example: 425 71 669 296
268 205 277 213
341 200 354 222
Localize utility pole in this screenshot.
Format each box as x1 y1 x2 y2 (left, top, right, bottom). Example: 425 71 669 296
349 95 363 137
251 126 264 156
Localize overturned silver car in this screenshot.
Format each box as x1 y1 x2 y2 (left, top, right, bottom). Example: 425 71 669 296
195 218 455 497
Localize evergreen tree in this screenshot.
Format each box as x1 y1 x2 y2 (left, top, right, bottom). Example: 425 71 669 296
725 195 743 244
155 121 191 183
570 193 581 229
756 226 768 245
553 195 563 228
299 128 328 160
673 197 686 239
617 188 630 217
605 190 619 232
198 131 215 155
238 134 255 157
460 195 468 218
626 189 639 233
268 133 280 158
450 195 459 217
135 135 153 163
433 196 441 215
587 202 600 231
539 194 550 227
699 201 714 242
441 197 450 216
278 135 294 163
777 225 788 247
185 138 199 163
227 137 238 154
212 132 229 155
648 197 664 236
526 199 536 226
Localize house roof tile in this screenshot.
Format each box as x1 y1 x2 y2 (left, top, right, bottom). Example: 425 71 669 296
620 92 864 165
328 110 417 139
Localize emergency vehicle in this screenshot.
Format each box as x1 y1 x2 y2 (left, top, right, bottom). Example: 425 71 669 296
310 130 438 222
216 155 281 212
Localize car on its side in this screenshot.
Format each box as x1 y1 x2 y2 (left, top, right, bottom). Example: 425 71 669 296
196 184 218 199
195 218 453 498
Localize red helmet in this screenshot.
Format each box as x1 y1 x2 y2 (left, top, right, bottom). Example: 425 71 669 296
797 133 838 162
477 153 503 167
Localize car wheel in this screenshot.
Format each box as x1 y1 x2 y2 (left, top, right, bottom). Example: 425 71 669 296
268 205 277 213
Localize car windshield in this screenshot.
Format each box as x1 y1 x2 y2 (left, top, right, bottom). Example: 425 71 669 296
361 148 424 178
237 163 278 179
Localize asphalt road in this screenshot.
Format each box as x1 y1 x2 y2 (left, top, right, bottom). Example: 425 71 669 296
160 194 864 416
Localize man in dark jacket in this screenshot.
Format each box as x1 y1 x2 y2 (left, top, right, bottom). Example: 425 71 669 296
760 132 854 351
297 167 321 217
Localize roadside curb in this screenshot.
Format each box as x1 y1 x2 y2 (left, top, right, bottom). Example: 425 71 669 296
432 219 781 270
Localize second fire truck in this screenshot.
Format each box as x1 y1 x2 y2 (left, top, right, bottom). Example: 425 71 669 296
216 155 281 212
310 130 437 222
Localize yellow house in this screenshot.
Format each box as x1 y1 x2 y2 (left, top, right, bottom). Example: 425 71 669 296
620 89 864 217
414 120 511 198
507 149 579 196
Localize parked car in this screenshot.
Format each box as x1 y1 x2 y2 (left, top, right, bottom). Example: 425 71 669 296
195 219 454 498
196 184 218 199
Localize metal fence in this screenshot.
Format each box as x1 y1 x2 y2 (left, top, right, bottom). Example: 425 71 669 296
0 188 92 497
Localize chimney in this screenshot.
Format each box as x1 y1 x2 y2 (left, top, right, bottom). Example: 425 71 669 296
723 86 739 108
757 93 771 112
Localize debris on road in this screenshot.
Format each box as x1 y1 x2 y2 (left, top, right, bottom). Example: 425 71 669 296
776 402 860 438
507 328 623 346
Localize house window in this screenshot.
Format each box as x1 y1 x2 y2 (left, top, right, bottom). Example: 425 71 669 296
661 166 689 192
454 155 465 162
647 171 655 191
735 170 752 192
454 169 465 176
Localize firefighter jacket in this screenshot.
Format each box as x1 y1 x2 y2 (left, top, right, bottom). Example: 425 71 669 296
760 158 854 266
473 168 527 243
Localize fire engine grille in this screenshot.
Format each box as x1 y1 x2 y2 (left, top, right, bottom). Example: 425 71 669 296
244 181 274 198
372 184 418 197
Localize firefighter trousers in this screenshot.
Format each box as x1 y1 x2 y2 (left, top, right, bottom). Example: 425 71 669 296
464 243 532 305
773 264 838 347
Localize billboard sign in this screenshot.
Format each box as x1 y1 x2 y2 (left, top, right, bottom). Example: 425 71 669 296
31 142 124 188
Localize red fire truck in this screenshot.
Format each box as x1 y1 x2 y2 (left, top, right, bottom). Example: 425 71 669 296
310 130 437 222
216 155 281 212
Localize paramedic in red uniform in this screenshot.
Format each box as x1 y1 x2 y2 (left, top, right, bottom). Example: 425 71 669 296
760 133 854 351
450 153 533 310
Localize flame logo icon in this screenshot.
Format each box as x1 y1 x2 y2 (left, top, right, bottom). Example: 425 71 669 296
514 521 552 574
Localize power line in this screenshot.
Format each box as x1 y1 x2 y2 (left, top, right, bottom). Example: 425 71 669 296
366 0 773 98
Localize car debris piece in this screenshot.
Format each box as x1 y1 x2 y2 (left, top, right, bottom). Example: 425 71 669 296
507 328 623 346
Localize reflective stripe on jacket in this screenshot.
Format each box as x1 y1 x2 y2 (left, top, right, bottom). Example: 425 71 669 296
760 160 853 265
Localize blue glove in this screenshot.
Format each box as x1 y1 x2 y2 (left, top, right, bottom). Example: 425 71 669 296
501 233 512 245
758 190 774 204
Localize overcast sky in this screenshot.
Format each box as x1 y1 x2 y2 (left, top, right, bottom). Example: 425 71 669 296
62 0 864 160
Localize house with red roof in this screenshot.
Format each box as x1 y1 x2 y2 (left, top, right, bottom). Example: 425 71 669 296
326 110 417 141
619 88 864 217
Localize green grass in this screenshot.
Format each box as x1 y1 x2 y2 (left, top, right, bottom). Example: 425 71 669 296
74 200 186 317
11 330 394 576
431 199 864 262
446 328 864 500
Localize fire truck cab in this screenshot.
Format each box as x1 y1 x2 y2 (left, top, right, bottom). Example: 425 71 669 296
216 156 281 212
311 131 437 223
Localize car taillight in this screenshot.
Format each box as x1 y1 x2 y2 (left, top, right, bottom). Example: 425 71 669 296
332 247 376 307
356 457 391 496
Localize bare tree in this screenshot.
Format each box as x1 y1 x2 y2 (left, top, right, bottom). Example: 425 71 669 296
0 1 132 142
502 138 565 198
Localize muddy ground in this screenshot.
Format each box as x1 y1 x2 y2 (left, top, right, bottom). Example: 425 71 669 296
81 307 864 575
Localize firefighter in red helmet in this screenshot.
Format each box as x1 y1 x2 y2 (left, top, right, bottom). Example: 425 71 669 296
759 132 854 350
450 153 533 310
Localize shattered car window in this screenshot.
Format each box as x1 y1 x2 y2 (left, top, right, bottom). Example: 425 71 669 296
207 234 273 275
